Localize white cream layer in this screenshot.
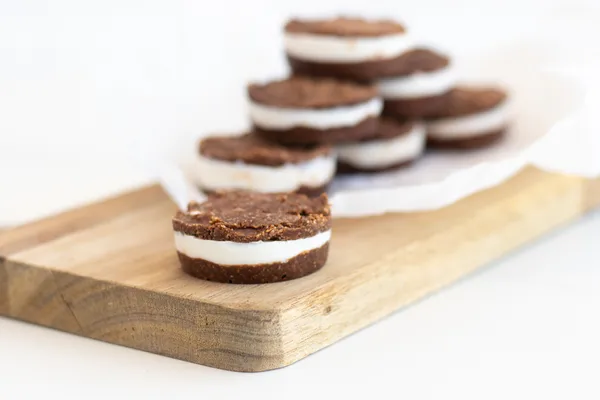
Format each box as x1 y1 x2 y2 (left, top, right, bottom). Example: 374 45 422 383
174 230 331 265
249 97 382 130
284 32 414 63
192 154 335 193
378 66 457 100
427 102 510 139
336 123 425 168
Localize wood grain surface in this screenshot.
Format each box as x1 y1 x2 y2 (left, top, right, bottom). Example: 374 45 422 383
1 167 599 372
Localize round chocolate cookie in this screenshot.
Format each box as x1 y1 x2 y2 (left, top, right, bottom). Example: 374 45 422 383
194 133 336 196
248 76 377 108
380 49 456 118
248 76 382 145
284 17 415 82
285 17 405 37
426 86 510 149
336 118 426 174
172 191 332 284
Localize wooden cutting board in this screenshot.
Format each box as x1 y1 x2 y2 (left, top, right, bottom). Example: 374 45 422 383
1 167 599 372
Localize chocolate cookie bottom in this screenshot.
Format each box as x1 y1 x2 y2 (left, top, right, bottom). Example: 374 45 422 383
288 52 442 82
255 116 378 145
336 159 415 174
297 183 329 197
201 183 329 198
427 128 506 150
178 243 329 284
383 93 449 119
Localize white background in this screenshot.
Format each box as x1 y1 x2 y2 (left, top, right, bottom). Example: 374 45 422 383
1 1 600 398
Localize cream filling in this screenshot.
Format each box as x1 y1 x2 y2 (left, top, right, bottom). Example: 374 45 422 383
174 230 331 265
284 32 415 63
427 103 510 139
191 154 336 193
336 123 425 168
378 66 457 100
249 97 382 130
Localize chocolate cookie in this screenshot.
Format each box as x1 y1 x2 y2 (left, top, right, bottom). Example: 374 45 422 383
249 76 382 145
380 49 456 118
193 133 335 196
248 76 377 108
426 86 510 148
285 17 405 37
336 118 426 173
172 191 332 284
284 17 415 82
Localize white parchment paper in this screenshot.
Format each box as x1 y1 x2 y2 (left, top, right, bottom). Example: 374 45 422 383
151 41 600 218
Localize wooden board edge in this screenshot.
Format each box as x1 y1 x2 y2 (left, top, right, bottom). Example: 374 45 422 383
583 176 600 212
275 169 587 367
0 258 84 332
0 259 291 372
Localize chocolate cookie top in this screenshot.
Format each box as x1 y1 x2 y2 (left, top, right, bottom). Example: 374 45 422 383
368 118 418 141
385 48 450 77
430 87 508 119
200 133 331 167
285 17 405 37
173 192 332 243
248 76 378 109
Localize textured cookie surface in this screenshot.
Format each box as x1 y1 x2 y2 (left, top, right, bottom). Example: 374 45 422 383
200 133 332 166
248 76 378 109
285 17 405 37
172 192 331 242
430 87 507 119
382 48 450 76
363 118 417 141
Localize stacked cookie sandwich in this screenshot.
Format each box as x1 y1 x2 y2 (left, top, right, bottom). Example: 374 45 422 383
174 15 511 284
192 16 510 194
193 74 384 196
283 16 510 166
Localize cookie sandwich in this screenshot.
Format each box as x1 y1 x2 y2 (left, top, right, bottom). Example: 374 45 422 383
249 76 382 145
285 17 414 82
427 87 510 148
193 133 335 196
337 118 425 173
380 49 456 118
172 191 332 284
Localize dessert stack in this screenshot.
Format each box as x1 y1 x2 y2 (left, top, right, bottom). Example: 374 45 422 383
192 16 510 192
174 15 511 284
